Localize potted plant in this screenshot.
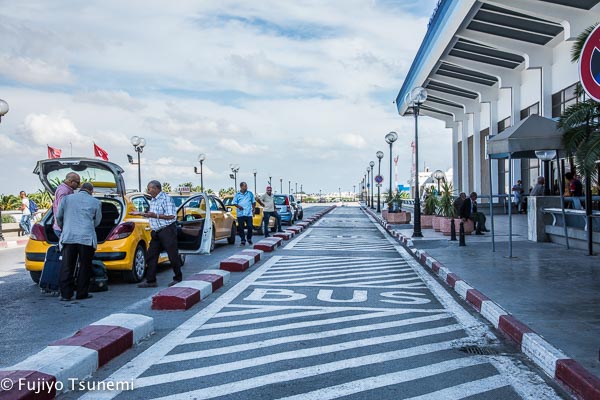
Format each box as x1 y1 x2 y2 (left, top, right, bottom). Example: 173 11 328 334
437 182 459 235
385 192 411 224
421 187 437 229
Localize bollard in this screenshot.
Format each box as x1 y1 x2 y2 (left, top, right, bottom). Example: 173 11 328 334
450 218 457 241
459 221 466 246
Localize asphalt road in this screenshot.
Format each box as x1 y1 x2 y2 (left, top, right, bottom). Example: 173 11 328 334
0 204 325 370
62 205 568 400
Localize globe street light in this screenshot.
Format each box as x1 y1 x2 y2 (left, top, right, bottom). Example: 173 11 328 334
230 164 240 188
253 169 257 193
369 161 375 210
385 132 398 198
376 151 384 212
279 177 283 193
0 99 9 123
130 136 146 192
432 169 445 193
405 86 428 238
194 153 206 191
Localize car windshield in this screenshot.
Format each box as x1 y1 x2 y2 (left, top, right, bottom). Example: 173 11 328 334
274 195 287 205
46 166 118 194
222 197 233 206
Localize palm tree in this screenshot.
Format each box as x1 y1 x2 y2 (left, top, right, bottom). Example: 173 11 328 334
558 23 600 255
162 182 172 193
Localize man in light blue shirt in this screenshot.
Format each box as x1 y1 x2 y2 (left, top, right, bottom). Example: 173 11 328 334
232 182 256 245
56 182 102 301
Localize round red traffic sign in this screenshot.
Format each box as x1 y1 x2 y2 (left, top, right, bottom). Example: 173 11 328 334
375 175 384 183
579 24 600 102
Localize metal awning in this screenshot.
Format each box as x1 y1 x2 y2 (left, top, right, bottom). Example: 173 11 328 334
487 114 564 159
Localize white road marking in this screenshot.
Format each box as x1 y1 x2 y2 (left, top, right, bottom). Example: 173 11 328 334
275 357 490 400
158 313 452 363
147 341 459 400
403 375 509 400
197 308 338 330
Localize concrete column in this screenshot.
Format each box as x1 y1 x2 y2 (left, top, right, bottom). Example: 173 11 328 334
452 125 459 190
462 118 469 193
489 100 499 198
472 109 482 194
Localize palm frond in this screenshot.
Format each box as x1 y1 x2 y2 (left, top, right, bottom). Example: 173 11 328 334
571 24 598 63
573 132 600 178
558 101 596 129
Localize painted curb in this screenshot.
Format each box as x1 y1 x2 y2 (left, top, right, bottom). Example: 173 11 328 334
362 206 600 400
0 313 152 397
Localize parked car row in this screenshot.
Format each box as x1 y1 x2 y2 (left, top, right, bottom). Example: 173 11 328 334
24 157 303 284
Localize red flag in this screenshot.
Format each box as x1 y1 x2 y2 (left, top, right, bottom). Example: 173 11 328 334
47 145 62 159
93 143 109 161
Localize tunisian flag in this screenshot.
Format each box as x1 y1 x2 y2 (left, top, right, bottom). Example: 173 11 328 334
93 143 109 161
47 145 62 159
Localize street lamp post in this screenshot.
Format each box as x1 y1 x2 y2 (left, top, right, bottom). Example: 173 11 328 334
279 178 283 193
405 86 428 238
353 185 356 201
385 132 398 198
369 161 375 209
288 180 291 194
269 176 272 186
376 151 384 212
230 164 240 188
130 136 146 192
339 187 342 201
194 153 206 191
295 182 298 195
253 169 257 193
366 167 371 207
0 99 8 241
433 169 445 194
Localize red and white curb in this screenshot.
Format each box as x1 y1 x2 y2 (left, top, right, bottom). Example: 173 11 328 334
363 205 600 400
0 313 152 398
0 238 29 249
152 270 231 310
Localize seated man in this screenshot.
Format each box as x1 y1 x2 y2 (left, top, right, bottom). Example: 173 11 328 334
459 192 487 234
453 192 466 217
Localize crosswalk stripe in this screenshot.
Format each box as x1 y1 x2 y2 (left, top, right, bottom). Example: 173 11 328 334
263 265 413 277
274 357 490 400
158 313 452 364
258 269 416 283
198 308 340 330
300 274 420 285
146 341 459 400
185 310 408 344
255 280 428 289
403 375 510 400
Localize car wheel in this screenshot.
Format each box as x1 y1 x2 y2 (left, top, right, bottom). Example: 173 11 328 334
227 223 236 244
179 254 186 267
123 244 146 283
29 271 41 284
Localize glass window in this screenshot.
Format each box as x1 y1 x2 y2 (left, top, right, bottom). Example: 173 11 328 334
497 117 511 133
274 195 287 205
552 83 584 118
520 102 539 120
213 197 226 211
131 196 149 213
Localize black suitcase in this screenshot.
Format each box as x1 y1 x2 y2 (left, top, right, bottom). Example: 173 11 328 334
89 260 108 292
40 245 62 294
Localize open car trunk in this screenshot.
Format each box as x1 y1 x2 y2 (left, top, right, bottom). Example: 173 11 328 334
42 197 123 244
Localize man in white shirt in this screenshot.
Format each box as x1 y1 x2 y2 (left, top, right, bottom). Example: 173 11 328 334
256 186 282 237
19 191 32 235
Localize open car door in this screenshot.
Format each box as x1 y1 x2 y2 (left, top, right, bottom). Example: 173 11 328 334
176 193 212 254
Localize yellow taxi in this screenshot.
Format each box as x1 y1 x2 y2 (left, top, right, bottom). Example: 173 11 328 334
25 158 220 284
222 195 265 233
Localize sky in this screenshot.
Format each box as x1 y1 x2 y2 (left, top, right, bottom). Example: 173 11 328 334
0 0 450 196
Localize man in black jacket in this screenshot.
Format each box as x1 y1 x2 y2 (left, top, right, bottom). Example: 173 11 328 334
460 192 487 235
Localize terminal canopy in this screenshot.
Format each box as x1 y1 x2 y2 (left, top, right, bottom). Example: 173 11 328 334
487 115 564 159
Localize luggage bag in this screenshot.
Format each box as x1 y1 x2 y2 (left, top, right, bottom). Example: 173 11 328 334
40 245 62 295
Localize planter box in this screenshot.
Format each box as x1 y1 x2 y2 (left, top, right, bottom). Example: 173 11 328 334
421 215 434 229
432 216 443 231
385 212 411 224
382 210 388 219
440 218 474 236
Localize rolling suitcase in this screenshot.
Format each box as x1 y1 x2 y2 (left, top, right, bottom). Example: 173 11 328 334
89 260 108 292
40 245 62 295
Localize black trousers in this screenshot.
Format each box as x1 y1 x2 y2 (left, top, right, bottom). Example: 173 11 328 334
237 216 253 242
146 223 181 283
60 243 94 299
263 211 281 234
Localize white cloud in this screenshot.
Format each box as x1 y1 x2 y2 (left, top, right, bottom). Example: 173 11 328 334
20 112 84 146
217 138 268 155
74 90 145 111
0 55 72 85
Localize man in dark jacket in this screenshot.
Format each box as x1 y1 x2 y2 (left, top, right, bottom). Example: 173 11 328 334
460 192 487 234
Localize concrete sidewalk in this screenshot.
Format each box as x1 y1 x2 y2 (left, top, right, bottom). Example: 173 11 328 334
0 230 29 249
385 212 600 380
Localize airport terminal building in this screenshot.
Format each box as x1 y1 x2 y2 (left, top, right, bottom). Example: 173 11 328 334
397 0 600 197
